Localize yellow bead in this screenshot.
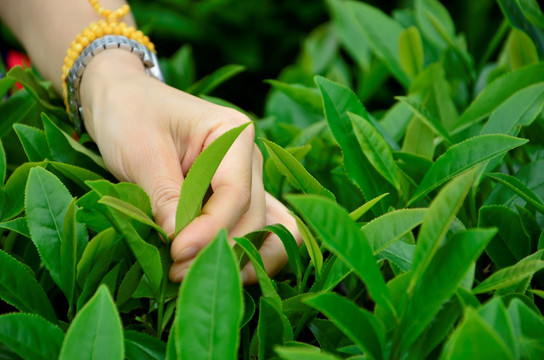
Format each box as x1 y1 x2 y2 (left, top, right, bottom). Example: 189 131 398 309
81 36 90 47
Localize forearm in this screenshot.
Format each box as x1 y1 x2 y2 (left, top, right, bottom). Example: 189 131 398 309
0 0 136 93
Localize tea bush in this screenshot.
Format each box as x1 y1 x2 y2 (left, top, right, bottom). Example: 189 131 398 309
1 0 544 359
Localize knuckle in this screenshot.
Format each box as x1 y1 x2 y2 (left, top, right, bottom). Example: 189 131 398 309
149 177 181 212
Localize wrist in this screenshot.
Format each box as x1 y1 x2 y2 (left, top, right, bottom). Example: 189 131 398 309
78 49 147 136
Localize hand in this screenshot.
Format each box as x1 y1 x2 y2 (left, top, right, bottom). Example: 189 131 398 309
79 49 301 283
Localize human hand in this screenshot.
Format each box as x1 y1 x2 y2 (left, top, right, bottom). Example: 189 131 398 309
79 49 301 284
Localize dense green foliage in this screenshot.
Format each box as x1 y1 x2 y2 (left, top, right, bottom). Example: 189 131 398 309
1 0 544 359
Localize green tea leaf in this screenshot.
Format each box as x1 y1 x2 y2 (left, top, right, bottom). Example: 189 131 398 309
0 313 64 360
378 241 415 273
2 161 46 221
347 1 410 86
287 195 396 319
233 236 281 310
409 135 527 204
402 117 435 159
441 308 512 360
349 193 389 221
0 91 38 139
262 138 335 200
349 112 401 191
394 228 496 355
6 66 51 107
292 213 323 278
0 140 5 185
175 122 250 235
259 297 290 360
454 63 544 132
76 227 117 287
479 205 531 268
396 96 453 144
481 82 544 136
25 167 87 296
412 169 477 275
0 249 57 322
507 298 544 358
361 208 426 254
99 195 170 242
315 75 392 214
486 173 544 214
60 198 78 309
187 64 245 95
0 217 30 237
304 293 385 360
124 330 166 360
116 262 142 307
59 285 124 360
276 347 342 360
13 124 51 162
47 161 103 190
473 260 544 294
478 298 517 358
0 77 15 98
508 28 539 70
398 26 424 78
266 80 323 114
518 0 544 26
42 114 107 173
175 229 243 360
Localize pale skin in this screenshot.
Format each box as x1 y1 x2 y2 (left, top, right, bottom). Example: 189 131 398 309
0 0 301 283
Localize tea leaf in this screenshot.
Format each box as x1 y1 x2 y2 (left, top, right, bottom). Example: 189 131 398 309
276 347 342 360
116 262 142 308
349 112 401 191
259 297 291 360
396 96 453 144
175 122 250 235
0 91 38 139
175 229 243 360
415 0 455 51
0 313 64 360
477 298 517 359
266 80 323 114
47 161 103 190
349 193 389 221
13 124 51 162
0 217 30 237
0 77 15 98
481 82 544 136
473 260 544 294
0 140 5 185
76 227 117 287
187 64 245 95
479 205 531 268
398 26 424 78
454 63 544 132
304 293 385 360
0 249 57 322
518 0 544 27
412 169 477 276
361 208 426 254
293 212 323 278
441 308 512 360
394 228 496 355
60 198 78 309
59 285 124 360
99 195 170 242
233 236 282 310
287 195 396 319
508 28 539 69
486 173 544 214
42 114 107 173
377 241 415 273
409 135 527 204
2 161 46 221
347 1 410 86
315 75 392 214
25 167 87 297
507 298 544 358
262 138 335 200
124 330 166 360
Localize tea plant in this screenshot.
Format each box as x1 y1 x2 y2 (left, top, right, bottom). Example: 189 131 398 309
1 0 544 359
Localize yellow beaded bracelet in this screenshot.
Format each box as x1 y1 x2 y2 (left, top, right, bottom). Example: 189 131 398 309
61 0 157 128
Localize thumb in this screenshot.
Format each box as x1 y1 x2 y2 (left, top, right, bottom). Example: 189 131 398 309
129 142 184 239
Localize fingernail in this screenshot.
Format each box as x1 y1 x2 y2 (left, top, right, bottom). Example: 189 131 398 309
176 246 198 262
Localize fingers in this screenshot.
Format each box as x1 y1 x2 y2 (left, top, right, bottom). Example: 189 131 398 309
240 192 302 285
169 114 256 263
125 133 185 238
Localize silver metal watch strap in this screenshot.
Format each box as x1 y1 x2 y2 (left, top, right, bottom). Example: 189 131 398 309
65 35 164 133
